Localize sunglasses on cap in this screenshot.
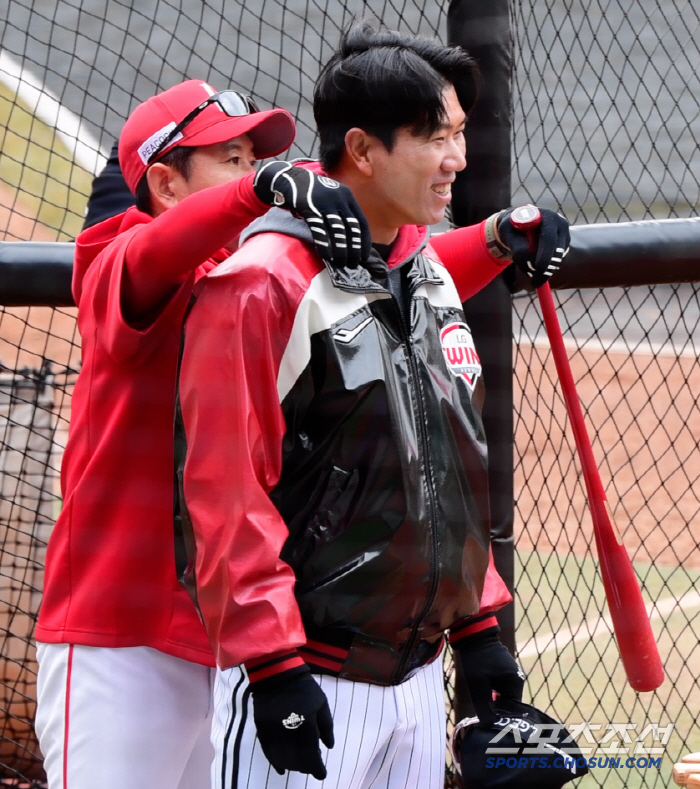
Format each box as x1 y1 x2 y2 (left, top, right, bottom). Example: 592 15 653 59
146 91 261 164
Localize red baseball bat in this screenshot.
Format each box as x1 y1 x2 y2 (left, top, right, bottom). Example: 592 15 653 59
510 205 664 692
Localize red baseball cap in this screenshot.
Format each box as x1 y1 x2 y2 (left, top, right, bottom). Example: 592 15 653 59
118 79 296 194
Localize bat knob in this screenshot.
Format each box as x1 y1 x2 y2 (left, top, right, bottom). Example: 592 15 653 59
510 204 542 230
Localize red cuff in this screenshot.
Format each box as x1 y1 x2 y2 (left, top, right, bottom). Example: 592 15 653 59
449 615 499 645
245 650 306 684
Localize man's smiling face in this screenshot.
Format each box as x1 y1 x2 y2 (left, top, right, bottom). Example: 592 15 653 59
364 84 467 241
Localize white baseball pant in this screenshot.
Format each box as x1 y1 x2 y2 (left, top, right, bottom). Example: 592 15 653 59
35 643 215 789
211 655 446 789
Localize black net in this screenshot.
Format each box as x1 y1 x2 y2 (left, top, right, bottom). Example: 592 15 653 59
0 0 447 242
510 2 700 786
512 284 700 788
0 1 700 788
0 306 79 785
511 0 700 223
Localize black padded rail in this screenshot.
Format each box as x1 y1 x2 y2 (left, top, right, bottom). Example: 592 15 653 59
0 241 75 307
1 217 699 307
514 216 700 292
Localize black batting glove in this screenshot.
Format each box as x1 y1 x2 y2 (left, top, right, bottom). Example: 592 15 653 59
496 207 570 288
250 666 334 780
253 160 371 270
455 630 526 726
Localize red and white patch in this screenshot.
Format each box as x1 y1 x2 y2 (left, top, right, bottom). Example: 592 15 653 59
440 322 481 390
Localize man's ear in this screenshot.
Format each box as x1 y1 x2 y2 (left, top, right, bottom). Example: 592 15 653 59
146 162 184 214
344 128 378 177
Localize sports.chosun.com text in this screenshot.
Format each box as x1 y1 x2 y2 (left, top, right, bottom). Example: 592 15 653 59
485 756 663 770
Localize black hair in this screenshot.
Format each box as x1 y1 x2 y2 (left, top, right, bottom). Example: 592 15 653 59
313 22 480 171
134 145 197 214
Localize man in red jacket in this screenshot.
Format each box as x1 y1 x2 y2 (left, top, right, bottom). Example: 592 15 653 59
34 78 372 789
177 24 569 789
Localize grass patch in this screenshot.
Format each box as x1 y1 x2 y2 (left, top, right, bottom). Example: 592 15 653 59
515 550 700 789
0 81 95 240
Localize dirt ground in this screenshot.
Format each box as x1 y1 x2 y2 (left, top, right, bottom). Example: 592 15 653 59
0 184 58 243
514 342 700 569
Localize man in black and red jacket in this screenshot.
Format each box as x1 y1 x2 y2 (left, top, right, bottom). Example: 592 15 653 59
178 22 570 789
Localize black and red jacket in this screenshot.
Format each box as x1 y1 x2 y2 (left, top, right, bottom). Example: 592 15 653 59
177 209 511 686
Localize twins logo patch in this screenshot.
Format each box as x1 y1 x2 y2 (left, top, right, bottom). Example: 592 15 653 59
440 322 482 390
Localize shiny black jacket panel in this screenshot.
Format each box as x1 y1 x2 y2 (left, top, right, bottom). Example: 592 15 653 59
268 233 491 685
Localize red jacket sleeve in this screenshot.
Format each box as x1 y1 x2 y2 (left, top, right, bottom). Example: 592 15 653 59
448 546 513 647
122 172 267 320
430 220 510 302
178 241 313 670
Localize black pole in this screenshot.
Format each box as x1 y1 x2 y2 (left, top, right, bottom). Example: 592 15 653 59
447 0 516 721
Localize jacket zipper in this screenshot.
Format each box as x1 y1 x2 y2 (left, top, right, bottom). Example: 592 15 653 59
390 274 441 684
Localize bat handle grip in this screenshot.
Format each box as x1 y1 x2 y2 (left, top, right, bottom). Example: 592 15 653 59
509 204 542 254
